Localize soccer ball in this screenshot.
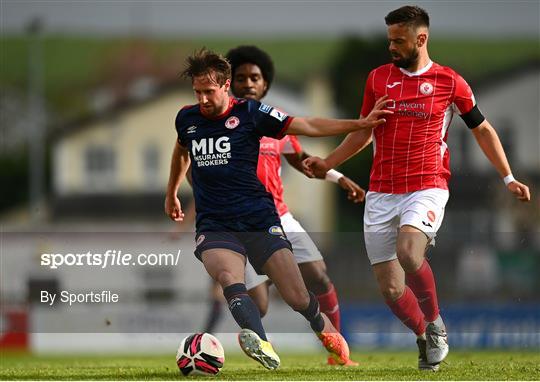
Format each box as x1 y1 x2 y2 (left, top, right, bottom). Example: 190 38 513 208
176 333 225 376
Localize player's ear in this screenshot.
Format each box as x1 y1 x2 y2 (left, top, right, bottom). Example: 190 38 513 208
223 79 231 92
417 32 428 47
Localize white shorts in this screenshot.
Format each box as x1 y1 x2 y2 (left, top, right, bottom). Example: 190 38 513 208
363 188 449 265
245 212 323 290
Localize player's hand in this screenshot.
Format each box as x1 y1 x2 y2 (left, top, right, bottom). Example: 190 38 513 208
302 156 329 179
507 180 531 202
338 176 366 203
165 194 185 221
360 95 394 129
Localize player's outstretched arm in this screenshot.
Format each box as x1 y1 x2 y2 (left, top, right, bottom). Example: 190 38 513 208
284 152 310 174
471 120 531 202
285 152 365 203
302 127 373 179
165 141 191 221
301 97 390 177
287 96 392 137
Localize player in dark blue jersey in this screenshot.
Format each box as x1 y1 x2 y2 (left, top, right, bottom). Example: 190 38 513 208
165 49 392 370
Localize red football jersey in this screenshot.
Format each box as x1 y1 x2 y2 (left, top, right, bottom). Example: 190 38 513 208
361 61 476 194
257 135 303 216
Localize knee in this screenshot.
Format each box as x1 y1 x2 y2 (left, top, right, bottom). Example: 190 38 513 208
301 263 331 295
304 272 331 295
215 271 241 288
380 283 404 302
396 241 421 272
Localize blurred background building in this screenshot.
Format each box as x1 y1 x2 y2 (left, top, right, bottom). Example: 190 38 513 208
1 1 539 353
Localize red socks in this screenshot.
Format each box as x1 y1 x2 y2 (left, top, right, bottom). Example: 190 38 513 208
316 283 341 332
406 259 440 322
386 286 425 336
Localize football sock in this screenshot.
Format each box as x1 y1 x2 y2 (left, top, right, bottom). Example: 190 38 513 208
405 259 440 322
223 283 268 341
316 282 341 332
203 299 222 334
386 286 425 336
297 291 325 333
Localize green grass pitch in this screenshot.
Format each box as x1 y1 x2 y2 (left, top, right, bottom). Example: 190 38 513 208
1 351 539 380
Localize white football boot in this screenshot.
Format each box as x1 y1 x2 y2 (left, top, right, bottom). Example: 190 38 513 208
425 322 449 366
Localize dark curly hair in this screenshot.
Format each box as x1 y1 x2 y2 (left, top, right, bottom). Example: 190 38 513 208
385 5 429 29
226 46 275 97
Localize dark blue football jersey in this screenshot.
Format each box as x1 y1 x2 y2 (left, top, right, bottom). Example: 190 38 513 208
175 98 293 228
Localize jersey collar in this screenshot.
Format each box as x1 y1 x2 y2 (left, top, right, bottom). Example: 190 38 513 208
399 60 433 77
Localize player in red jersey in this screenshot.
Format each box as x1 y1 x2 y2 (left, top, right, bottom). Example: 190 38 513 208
303 5 531 371
226 45 363 366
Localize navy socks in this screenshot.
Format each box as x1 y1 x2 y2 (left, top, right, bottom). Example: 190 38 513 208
297 292 325 333
223 283 268 341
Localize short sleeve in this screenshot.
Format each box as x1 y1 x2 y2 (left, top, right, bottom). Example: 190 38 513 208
251 100 294 139
453 74 476 115
175 110 185 147
360 70 376 118
280 135 303 155
175 105 195 148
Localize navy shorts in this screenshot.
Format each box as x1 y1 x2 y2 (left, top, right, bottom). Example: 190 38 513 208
194 212 292 274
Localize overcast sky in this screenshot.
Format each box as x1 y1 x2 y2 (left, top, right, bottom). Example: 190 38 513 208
2 1 539 38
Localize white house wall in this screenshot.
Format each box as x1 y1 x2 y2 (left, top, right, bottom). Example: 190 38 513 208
53 91 193 195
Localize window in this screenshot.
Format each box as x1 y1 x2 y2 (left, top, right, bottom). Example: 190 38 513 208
84 145 116 191
142 144 160 190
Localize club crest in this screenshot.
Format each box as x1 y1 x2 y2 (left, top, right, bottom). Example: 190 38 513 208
225 116 240 129
420 82 434 95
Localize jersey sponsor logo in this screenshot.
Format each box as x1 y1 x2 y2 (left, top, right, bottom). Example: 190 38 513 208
427 210 436 222
196 234 205 246
259 141 279 157
396 101 428 119
270 108 287 122
387 81 401 89
259 103 272 113
225 116 240 129
420 82 434 95
268 225 284 235
192 137 232 167
187 125 197 134
260 142 276 150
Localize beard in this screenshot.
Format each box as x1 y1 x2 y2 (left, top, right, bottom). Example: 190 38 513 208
391 48 419 69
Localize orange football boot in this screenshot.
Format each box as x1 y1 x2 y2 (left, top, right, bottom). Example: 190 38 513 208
317 313 357 366
327 356 359 366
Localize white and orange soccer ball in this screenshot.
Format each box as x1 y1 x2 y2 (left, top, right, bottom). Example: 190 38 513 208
176 333 225 376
